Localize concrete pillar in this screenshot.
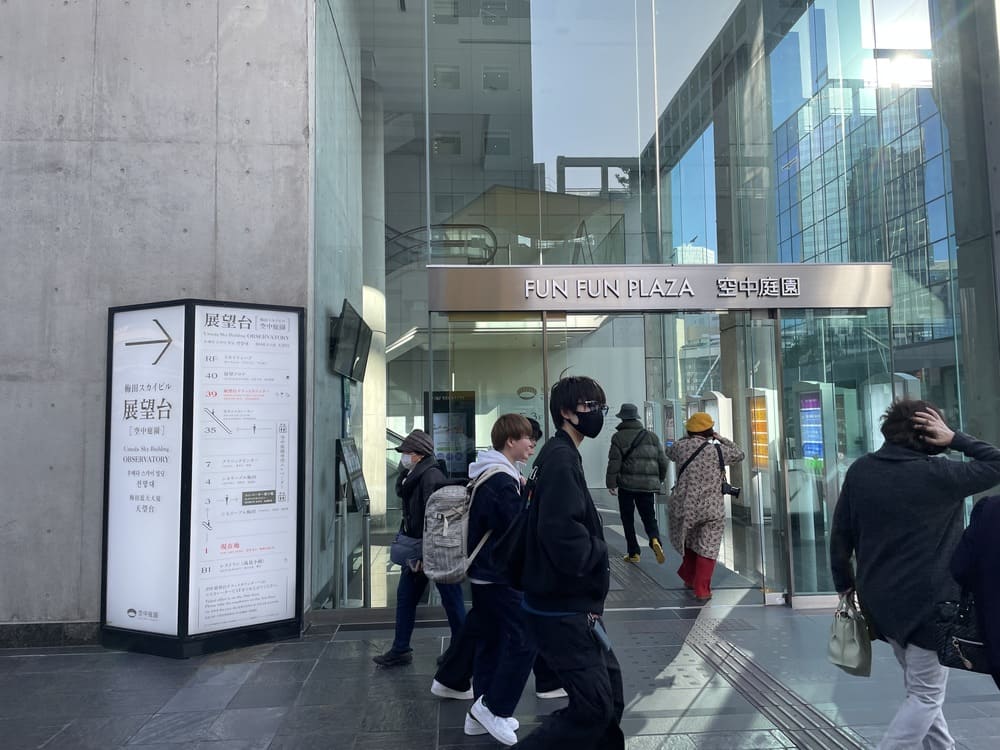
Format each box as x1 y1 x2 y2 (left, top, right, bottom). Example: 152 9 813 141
929 0 1000 444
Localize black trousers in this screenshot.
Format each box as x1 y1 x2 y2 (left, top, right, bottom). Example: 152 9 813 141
617 489 660 557
515 612 625 750
435 602 561 694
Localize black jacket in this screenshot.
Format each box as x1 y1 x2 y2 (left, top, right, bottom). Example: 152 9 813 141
951 495 1000 671
396 456 447 538
523 429 610 614
830 432 1000 648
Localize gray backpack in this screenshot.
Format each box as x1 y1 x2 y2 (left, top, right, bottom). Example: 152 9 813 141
422 466 508 584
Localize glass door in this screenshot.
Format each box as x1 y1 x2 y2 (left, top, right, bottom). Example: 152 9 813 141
778 309 892 600
545 310 783 603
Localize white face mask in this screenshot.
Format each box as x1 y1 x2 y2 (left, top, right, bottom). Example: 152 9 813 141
400 453 414 469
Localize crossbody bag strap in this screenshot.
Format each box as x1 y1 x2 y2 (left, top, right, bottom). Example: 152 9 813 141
619 429 649 466
676 440 710 481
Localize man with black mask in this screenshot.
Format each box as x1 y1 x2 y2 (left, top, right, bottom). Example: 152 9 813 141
831 400 1000 749
513 375 624 750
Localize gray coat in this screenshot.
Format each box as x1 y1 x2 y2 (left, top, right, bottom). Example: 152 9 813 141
830 432 1000 649
606 419 668 493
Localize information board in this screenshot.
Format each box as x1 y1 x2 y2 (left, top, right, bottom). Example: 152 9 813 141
105 306 186 635
426 390 476 478
187 305 300 635
338 438 369 513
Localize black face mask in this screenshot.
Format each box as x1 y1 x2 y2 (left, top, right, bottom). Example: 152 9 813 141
573 409 604 438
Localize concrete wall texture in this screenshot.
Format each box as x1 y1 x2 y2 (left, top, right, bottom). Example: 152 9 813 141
0 0 312 626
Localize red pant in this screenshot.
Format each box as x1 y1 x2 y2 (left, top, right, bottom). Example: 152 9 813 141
677 548 716 598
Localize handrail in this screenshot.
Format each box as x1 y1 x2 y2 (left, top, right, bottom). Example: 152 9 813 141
386 223 501 272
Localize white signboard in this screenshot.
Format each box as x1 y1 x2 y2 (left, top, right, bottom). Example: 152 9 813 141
106 306 186 635
187 306 299 635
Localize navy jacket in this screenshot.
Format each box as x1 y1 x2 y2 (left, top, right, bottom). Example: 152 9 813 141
830 432 1000 648
523 429 610 614
467 469 523 584
952 495 1000 671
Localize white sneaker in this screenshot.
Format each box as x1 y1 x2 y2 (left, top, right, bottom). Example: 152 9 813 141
536 687 568 699
464 713 520 734
430 679 473 700
469 696 518 746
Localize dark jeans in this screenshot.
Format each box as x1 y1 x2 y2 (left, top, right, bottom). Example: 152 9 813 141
516 612 625 750
617 489 660 557
436 601 560 694
391 565 465 653
470 584 536 717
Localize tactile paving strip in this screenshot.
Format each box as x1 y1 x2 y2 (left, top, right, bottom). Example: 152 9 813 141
606 555 692 606
684 621 871 750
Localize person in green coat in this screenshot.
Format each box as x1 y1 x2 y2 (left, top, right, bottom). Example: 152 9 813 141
606 403 669 565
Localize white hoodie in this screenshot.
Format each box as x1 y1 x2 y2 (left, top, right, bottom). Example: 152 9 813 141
467 448 521 483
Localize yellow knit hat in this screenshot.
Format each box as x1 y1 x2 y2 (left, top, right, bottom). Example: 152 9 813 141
685 412 714 433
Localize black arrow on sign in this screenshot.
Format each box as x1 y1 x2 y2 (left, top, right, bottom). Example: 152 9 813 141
125 318 173 365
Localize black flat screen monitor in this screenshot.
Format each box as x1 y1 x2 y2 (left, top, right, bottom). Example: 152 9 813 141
330 299 372 382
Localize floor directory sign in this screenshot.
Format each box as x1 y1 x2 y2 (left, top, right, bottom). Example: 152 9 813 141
105 305 186 635
103 299 304 657
187 305 300 635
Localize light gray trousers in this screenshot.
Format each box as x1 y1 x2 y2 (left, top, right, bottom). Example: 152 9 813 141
878 640 955 750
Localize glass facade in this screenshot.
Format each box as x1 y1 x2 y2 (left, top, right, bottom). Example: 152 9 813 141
313 0 1000 609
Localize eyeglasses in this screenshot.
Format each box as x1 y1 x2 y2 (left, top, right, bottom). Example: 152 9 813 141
577 400 609 416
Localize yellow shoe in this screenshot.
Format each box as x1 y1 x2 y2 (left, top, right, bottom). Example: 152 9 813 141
651 539 665 564
623 553 641 564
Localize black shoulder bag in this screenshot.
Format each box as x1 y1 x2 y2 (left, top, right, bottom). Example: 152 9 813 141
935 592 990 673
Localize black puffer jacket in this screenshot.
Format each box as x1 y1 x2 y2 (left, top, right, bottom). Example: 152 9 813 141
395 456 447 538
830 432 1000 648
606 419 668 492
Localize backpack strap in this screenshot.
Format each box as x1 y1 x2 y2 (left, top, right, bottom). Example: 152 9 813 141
464 465 512 568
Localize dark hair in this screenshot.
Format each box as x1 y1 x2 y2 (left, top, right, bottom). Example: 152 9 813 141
527 417 543 442
549 376 606 428
688 428 714 438
881 399 944 453
491 413 532 450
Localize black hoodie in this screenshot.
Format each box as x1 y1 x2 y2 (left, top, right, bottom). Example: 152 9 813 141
522 429 610 614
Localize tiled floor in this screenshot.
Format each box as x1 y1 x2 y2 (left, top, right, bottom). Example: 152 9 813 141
3 514 1000 748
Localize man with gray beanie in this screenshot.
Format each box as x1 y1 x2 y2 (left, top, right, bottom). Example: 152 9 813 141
606 403 669 565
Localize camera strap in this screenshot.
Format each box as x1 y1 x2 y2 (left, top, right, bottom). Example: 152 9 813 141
714 443 725 474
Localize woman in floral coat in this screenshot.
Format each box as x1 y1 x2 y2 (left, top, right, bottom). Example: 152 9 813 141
665 412 745 600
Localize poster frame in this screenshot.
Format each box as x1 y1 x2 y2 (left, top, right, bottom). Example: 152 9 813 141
101 299 305 658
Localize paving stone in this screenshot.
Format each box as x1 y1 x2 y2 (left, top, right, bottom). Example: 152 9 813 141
227 682 303 709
